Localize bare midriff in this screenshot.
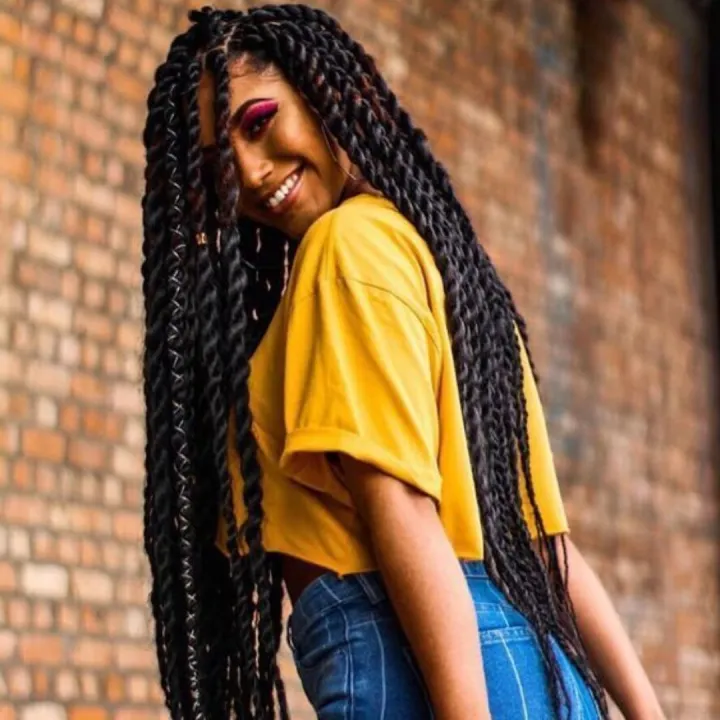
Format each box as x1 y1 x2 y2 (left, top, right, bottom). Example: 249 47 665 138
280 554 333 605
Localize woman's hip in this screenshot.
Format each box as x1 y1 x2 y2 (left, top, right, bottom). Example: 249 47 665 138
287 561 601 719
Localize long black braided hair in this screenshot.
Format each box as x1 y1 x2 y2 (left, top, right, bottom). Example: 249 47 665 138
141 5 609 718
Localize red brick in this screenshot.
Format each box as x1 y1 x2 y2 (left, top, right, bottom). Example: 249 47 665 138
114 135 143 166
78 83 100 113
70 373 106 405
17 260 63 293
32 668 51 696
70 709 108 720
107 5 148 43
81 151 101 178
79 671 100 700
72 113 110 151
96 28 117 56
0 562 16 591
26 356 70 391
72 639 112 668
74 244 115 279
13 55 30 83
58 606 79 635
0 13 20 43
115 711 163 720
114 643 155 671
37 165 71 199
32 601 53 630
63 45 105 83
61 271 81 303
1 148 32 183
73 19 96 47
117 40 139 70
126 675 149 702
52 9 72 35
107 66 147 104
28 227 72 267
21 428 66 463
19 634 64 665
0 116 19 144
0 425 18 454
112 512 142 543
12 459 33 489
80 605 104 635
104 673 124 703
20 25 63 62
67 439 107 472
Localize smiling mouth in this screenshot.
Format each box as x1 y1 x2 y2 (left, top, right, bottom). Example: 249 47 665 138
264 168 303 213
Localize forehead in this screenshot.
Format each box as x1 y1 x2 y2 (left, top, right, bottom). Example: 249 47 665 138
196 58 285 147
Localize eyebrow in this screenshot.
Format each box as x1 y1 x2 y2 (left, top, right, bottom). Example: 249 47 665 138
229 97 272 128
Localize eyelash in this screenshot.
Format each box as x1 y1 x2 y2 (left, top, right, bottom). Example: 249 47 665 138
244 107 278 139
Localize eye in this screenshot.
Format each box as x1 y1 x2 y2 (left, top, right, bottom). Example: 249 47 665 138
246 111 274 138
242 102 279 140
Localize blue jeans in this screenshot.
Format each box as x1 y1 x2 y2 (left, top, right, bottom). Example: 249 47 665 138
288 561 602 719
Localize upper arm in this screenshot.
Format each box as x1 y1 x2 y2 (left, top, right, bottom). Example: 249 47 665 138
336 454 437 525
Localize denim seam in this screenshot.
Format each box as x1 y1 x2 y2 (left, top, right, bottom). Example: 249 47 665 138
499 633 530 720
319 577 354 720
355 573 385 605
370 616 387 718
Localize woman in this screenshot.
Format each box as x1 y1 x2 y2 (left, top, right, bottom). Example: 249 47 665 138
141 5 665 719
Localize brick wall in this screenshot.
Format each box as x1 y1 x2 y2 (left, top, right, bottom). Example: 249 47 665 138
0 0 717 719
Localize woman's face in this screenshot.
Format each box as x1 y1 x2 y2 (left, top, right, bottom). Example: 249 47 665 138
197 57 354 240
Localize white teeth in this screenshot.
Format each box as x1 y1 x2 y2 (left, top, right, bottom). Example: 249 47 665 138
266 171 300 209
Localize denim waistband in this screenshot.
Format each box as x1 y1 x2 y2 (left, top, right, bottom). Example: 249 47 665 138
289 560 488 634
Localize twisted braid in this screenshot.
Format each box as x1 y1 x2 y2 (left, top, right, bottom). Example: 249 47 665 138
142 5 607 718
142 32 195 720
209 45 286 719
141 83 169 701
185 54 236 719
164 60 207 720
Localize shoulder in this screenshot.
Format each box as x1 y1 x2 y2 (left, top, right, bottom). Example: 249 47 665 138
290 193 440 307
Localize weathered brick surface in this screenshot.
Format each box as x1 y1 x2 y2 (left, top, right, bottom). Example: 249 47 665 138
1 0 717 718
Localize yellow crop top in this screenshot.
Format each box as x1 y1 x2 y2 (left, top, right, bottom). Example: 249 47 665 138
217 194 569 574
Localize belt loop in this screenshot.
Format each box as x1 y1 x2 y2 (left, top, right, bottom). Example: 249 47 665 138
355 572 385 605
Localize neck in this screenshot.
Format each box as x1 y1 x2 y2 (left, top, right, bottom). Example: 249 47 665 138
339 172 380 203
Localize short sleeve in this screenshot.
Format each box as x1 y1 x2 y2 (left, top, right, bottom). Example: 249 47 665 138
279 277 443 506
518 339 569 538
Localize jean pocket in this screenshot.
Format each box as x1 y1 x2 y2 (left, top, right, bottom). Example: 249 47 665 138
290 608 347 668
295 645 349 714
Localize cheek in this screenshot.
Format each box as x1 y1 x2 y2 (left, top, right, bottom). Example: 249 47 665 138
278 112 345 189
308 134 347 196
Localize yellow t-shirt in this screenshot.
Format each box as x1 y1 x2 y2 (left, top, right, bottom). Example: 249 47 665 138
218 194 568 574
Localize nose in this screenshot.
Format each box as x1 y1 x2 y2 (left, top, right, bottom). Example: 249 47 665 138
240 146 273 192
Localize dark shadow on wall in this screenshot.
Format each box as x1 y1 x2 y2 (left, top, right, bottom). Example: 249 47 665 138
570 0 630 167
707 0 720 667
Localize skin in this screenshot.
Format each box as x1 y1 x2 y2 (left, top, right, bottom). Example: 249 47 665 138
197 56 665 720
